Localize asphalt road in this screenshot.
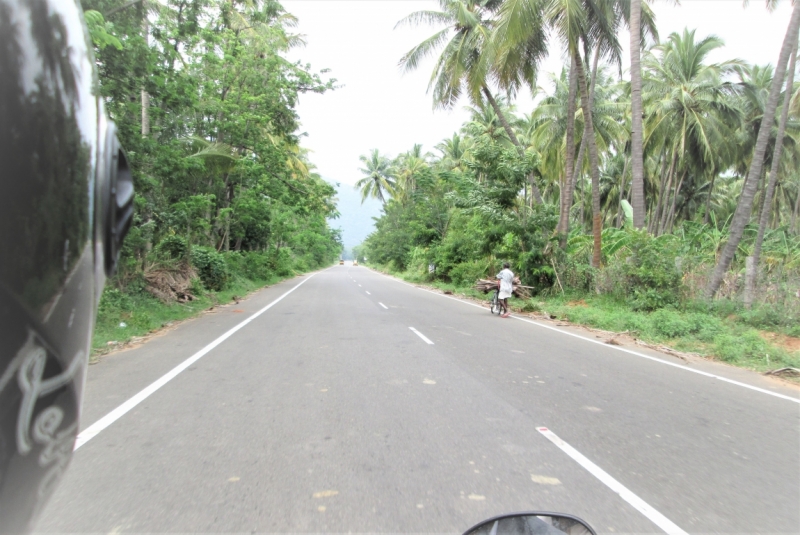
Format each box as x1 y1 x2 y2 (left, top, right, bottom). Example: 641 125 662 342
36 264 800 534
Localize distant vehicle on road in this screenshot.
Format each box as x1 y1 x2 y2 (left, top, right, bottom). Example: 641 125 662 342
339 260 344 265
353 260 359 266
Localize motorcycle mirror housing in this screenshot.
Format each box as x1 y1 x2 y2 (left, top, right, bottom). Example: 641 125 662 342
464 512 597 535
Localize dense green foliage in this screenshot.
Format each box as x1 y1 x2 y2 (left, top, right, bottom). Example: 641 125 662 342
359 0 800 321
84 0 342 302
360 0 799 368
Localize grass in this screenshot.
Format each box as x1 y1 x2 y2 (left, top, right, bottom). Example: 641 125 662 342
372 265 800 376
92 273 288 359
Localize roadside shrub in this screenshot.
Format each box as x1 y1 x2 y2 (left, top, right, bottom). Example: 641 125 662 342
271 248 294 276
612 231 683 311
98 288 133 314
191 246 228 291
556 256 595 292
713 330 770 363
406 246 433 280
519 300 543 313
156 235 188 259
449 259 489 286
243 252 273 281
650 309 693 338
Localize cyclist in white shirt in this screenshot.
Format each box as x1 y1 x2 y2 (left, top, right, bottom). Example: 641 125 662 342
496 263 514 318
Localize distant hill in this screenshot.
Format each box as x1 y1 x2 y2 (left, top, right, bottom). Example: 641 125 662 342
326 179 382 259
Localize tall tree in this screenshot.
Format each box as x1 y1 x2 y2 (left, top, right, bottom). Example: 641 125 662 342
706 3 800 297
751 38 798 287
355 149 396 205
396 0 545 203
629 0 645 228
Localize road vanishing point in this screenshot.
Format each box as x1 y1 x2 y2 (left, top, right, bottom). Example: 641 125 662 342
36 264 800 534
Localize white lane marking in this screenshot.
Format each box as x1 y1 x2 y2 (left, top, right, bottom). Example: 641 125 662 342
373 272 800 404
74 274 318 450
409 327 434 345
366 291 371 295
358 284 362 287
379 303 388 310
537 427 688 535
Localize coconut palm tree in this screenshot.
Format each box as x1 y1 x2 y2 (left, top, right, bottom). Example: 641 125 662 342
355 149 396 205
706 2 800 297
393 145 431 203
750 38 798 304
629 0 645 228
642 29 742 234
396 0 544 203
546 0 622 266
436 133 474 171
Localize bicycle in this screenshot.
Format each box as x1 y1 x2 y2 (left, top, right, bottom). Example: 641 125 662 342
489 283 502 315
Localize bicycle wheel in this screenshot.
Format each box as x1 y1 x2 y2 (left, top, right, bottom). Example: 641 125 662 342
490 292 500 314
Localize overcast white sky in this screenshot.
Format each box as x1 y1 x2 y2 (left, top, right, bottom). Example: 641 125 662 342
283 0 794 186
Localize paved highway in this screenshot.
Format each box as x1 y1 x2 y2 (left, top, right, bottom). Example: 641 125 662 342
36 264 800 534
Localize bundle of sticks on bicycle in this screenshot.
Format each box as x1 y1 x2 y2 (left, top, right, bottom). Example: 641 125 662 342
473 278 532 299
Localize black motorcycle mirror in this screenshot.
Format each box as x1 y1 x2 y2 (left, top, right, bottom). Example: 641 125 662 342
464 512 597 535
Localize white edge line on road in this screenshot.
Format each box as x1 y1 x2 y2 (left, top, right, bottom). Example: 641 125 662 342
379 302 388 310
366 291 371 295
74 273 318 451
374 270 800 404
537 427 688 535
409 327 434 345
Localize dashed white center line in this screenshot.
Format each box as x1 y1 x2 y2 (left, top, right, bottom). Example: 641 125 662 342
358 284 362 287
366 291 371 295
379 303 388 309
409 327 434 345
537 427 688 535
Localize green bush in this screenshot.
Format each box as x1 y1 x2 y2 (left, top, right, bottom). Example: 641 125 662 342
191 246 229 291
98 288 133 314
271 248 294 276
156 235 188 259
449 259 489 286
243 252 274 281
650 309 693 338
611 231 683 311
713 331 770 363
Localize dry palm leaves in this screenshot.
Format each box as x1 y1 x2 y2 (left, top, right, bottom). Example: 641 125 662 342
143 262 198 303
473 278 532 299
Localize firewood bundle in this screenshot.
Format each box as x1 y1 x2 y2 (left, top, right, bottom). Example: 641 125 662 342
473 278 531 299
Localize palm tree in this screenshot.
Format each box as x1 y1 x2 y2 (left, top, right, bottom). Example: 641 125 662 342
396 0 544 203
749 38 798 304
545 0 623 266
642 30 741 234
629 0 645 228
394 145 431 203
436 133 474 171
355 149 395 205
706 2 800 297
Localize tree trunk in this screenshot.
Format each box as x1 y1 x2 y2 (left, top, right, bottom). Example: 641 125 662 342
667 169 687 233
703 172 717 225
482 86 544 204
617 155 630 228
753 40 797 270
629 0 646 229
562 48 601 242
657 151 677 236
648 145 669 233
572 48 603 268
141 9 150 137
706 4 800 297
558 57 579 242
792 183 800 233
